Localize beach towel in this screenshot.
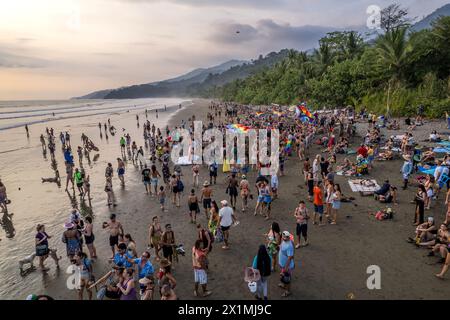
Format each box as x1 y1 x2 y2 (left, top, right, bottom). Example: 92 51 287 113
437 141 450 147
433 147 450 153
417 166 436 175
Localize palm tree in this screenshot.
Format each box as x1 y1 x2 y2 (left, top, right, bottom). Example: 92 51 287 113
376 27 411 80
313 43 334 75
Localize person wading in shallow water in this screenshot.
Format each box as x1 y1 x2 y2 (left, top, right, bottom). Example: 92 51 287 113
103 214 124 259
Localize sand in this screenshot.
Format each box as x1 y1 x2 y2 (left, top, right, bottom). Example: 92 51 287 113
2 98 450 300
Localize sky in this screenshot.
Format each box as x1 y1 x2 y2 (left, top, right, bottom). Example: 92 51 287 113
0 0 448 100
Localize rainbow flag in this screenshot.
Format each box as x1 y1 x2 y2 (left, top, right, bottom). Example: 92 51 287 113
226 124 251 133
296 104 312 119
284 138 293 152
255 111 264 117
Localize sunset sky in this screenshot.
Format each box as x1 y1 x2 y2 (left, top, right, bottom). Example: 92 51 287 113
0 0 448 100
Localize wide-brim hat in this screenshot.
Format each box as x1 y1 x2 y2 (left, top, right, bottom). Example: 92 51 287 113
403 154 412 161
203 181 210 186
139 276 154 285
64 222 75 229
160 258 171 268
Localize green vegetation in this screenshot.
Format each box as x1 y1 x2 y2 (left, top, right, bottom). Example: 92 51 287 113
210 12 450 117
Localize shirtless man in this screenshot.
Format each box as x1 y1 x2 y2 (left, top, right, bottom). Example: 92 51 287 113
102 214 124 259
149 216 163 261
200 181 213 220
192 164 200 188
227 173 239 210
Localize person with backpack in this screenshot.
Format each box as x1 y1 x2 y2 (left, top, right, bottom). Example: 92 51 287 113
252 245 272 300
278 231 295 297
209 162 218 185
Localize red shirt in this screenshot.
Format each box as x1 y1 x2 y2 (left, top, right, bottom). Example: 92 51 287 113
357 146 368 158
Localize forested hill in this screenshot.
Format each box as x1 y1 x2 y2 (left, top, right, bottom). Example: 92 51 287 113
211 12 450 118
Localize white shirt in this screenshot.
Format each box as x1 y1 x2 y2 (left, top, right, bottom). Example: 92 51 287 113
219 206 234 227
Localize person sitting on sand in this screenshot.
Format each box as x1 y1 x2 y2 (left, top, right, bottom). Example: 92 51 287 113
426 224 449 259
378 186 398 205
387 119 400 130
421 148 436 163
374 180 390 199
377 147 394 161
429 130 441 142
337 158 351 172
41 170 61 184
407 217 437 245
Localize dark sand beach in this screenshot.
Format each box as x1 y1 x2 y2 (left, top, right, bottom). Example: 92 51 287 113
1 99 449 300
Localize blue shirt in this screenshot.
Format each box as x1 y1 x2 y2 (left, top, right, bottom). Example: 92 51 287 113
113 252 133 268
133 258 154 279
278 240 295 270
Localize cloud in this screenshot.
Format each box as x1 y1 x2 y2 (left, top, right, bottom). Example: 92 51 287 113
209 19 356 52
0 50 48 69
117 0 288 8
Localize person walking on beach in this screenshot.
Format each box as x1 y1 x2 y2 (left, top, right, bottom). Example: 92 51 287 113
65 132 71 148
104 177 116 207
192 164 200 188
105 163 113 179
74 168 84 197
149 216 163 261
103 214 124 259
227 173 239 210
120 136 126 158
294 201 309 248
219 200 236 250
201 181 213 219
117 158 125 187
158 186 167 211
40 134 46 152
188 189 199 224
35 224 51 272
240 175 251 212
0 179 8 213
62 222 81 258
150 165 161 196
252 245 272 300
65 162 75 191
330 184 341 225
83 216 97 260
161 224 175 265
170 174 181 207
313 181 324 225
141 165 151 194
192 239 212 297
25 124 29 138
401 154 413 190
278 231 295 297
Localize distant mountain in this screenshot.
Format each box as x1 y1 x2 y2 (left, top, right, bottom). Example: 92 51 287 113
411 3 450 31
75 59 246 99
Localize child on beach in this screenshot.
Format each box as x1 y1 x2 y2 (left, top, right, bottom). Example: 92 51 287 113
158 186 167 212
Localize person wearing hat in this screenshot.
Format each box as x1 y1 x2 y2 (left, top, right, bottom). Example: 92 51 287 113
62 221 81 258
139 276 155 300
278 231 295 297
219 200 236 250
157 258 177 297
201 181 213 220
401 154 413 190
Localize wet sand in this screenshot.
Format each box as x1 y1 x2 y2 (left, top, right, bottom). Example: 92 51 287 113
2 99 450 300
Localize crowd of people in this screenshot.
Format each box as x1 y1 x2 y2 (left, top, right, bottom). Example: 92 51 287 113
1 102 449 299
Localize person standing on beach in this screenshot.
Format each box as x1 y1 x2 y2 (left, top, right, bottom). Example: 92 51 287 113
25 124 29 138
313 181 324 225
161 224 175 264
201 181 213 219
227 173 239 210
117 158 125 187
65 162 75 191
192 239 212 297
105 163 114 179
65 132 71 148
252 245 271 300
74 168 84 197
150 165 161 196
35 224 51 272
294 201 309 248
240 175 251 212
401 154 413 190
278 231 295 297
104 177 116 207
40 134 46 152
120 136 126 158
141 165 151 194
219 200 236 250
103 214 124 259
83 216 97 260
188 189 199 224
0 179 8 213
149 216 163 261
192 164 200 188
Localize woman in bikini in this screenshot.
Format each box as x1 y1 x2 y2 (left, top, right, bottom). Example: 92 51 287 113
150 165 161 197
239 175 251 212
188 189 199 224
